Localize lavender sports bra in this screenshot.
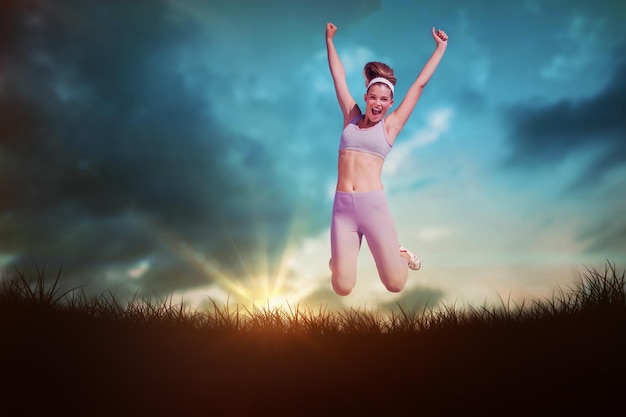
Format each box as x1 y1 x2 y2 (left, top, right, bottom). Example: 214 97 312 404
339 115 392 160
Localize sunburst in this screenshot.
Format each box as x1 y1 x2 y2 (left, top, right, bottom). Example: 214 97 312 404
151 218 315 312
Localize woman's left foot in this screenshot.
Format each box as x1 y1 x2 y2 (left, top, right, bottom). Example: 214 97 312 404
399 245 421 270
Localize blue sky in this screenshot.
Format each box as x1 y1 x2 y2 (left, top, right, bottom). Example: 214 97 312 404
2 0 625 312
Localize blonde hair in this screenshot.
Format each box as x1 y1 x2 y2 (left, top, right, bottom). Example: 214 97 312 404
363 61 396 95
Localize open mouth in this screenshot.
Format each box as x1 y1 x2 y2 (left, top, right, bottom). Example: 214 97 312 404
372 108 382 116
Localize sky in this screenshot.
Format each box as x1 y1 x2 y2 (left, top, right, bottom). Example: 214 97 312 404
2 0 625 313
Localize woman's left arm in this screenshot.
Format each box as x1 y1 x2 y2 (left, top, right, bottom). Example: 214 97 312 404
387 28 448 140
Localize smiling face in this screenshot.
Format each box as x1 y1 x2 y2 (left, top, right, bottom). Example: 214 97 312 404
364 83 394 124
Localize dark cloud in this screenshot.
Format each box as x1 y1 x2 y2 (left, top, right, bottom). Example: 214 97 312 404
503 54 626 188
578 202 626 255
583 224 626 256
2 0 376 299
378 286 444 313
502 49 626 256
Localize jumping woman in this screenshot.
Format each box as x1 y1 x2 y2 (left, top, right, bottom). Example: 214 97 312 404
326 21 448 296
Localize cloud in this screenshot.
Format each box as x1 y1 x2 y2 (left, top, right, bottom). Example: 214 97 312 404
378 285 444 312
577 202 626 256
540 14 608 80
0 1 363 300
503 49 626 257
504 59 626 188
384 107 454 176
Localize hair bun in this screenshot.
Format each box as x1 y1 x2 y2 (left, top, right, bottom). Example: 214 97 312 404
363 61 396 86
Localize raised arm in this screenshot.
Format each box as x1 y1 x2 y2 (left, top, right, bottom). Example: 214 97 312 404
386 28 448 140
326 22 360 126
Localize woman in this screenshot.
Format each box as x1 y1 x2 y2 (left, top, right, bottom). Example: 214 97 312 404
326 21 448 296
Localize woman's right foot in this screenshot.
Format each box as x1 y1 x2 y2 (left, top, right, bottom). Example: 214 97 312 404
399 245 421 270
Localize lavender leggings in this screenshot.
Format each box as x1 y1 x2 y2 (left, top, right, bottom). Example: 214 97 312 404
330 189 408 295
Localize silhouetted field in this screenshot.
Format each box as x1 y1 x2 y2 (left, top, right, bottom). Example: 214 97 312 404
1 262 624 416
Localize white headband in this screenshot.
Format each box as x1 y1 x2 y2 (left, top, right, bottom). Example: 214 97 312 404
367 77 394 95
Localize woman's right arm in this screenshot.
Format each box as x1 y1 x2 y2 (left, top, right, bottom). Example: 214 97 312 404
326 22 360 126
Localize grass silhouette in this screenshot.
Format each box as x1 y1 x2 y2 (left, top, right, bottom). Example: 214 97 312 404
1 261 624 416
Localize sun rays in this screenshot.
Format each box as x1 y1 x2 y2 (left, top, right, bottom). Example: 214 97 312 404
148 212 316 312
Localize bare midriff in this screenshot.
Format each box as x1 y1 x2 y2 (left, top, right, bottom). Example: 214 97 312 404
336 149 384 192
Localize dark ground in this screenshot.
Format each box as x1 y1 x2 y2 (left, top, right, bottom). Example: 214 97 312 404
1 305 624 417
